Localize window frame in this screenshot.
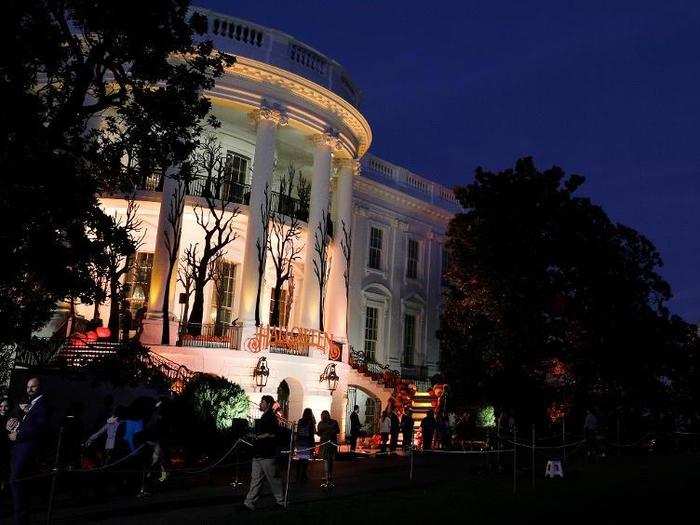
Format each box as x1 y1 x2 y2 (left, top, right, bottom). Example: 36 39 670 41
367 225 384 271
210 260 237 326
406 237 420 280
363 305 379 361
403 313 416 366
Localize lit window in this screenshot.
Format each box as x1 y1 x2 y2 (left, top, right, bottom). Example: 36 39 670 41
211 261 236 328
269 288 289 328
364 306 379 361
368 227 383 270
403 314 416 366
223 151 249 202
125 252 154 317
406 238 419 279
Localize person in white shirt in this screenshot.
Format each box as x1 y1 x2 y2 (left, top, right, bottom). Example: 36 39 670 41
86 406 124 464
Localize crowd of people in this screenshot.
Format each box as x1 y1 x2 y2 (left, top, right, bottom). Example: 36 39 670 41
3 379 699 521
1 377 170 523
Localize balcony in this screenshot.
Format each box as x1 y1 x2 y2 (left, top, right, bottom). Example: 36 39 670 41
177 322 241 349
270 191 309 222
134 173 251 207
188 178 251 206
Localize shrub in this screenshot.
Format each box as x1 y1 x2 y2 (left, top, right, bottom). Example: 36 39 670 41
173 374 250 458
180 374 250 431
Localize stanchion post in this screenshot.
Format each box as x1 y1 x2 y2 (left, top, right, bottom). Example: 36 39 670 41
284 424 294 509
513 427 517 495
531 424 535 489
562 418 566 464
230 441 243 488
409 445 414 481
46 425 65 525
496 419 501 469
617 413 621 457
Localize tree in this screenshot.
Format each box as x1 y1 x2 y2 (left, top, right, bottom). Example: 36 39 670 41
255 184 273 326
313 209 332 332
340 218 353 338
160 167 191 343
187 136 240 333
0 0 233 345
268 165 304 327
439 157 697 421
92 199 145 341
177 243 198 326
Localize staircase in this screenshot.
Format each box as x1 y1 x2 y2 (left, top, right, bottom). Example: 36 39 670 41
14 338 197 394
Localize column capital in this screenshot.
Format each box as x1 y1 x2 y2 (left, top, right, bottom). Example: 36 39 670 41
249 102 288 127
311 128 342 151
333 157 361 175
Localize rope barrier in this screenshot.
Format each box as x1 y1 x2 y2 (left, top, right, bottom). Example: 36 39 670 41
418 448 515 455
505 439 586 450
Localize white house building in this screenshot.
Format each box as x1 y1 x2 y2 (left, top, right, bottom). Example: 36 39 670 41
73 7 461 436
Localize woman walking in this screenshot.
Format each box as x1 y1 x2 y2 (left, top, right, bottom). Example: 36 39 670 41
316 410 339 488
295 408 316 484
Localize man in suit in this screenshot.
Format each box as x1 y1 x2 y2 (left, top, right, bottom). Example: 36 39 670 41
349 405 361 452
9 377 50 524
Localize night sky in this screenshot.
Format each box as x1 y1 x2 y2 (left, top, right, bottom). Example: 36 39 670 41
202 0 700 323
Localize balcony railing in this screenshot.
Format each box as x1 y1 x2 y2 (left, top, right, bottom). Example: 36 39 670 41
188 178 251 206
134 174 251 207
270 191 309 222
177 322 241 349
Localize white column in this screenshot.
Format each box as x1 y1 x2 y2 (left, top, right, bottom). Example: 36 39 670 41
142 172 181 345
299 131 339 330
327 159 357 343
238 105 286 327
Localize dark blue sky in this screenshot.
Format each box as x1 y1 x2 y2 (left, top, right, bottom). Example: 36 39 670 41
202 0 700 322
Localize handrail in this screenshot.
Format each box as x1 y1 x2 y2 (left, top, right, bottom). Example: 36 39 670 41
178 322 241 350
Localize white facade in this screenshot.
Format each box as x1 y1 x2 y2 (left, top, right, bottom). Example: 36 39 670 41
73 7 461 433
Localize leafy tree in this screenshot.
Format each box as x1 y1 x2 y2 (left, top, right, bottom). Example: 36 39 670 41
439 157 698 423
0 0 233 345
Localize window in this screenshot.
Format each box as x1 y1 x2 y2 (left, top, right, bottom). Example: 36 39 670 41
223 151 250 202
406 238 419 279
125 252 154 317
364 397 380 433
269 288 289 328
368 227 383 270
441 246 450 285
403 313 416 366
210 261 236 327
364 306 379 361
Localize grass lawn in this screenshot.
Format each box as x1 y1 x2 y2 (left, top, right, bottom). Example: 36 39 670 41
234 454 700 525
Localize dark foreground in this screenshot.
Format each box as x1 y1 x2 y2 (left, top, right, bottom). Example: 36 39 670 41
3 451 699 524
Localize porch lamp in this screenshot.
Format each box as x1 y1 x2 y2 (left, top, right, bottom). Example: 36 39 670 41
253 357 269 392
320 363 339 393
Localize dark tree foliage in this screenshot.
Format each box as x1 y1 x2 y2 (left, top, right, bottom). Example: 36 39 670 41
439 157 698 422
0 0 233 345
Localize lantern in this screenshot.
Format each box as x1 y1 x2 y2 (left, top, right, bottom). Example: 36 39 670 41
319 363 339 393
253 357 269 391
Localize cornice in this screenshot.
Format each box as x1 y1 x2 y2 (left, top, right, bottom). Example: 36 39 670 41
354 176 454 224
223 56 372 157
